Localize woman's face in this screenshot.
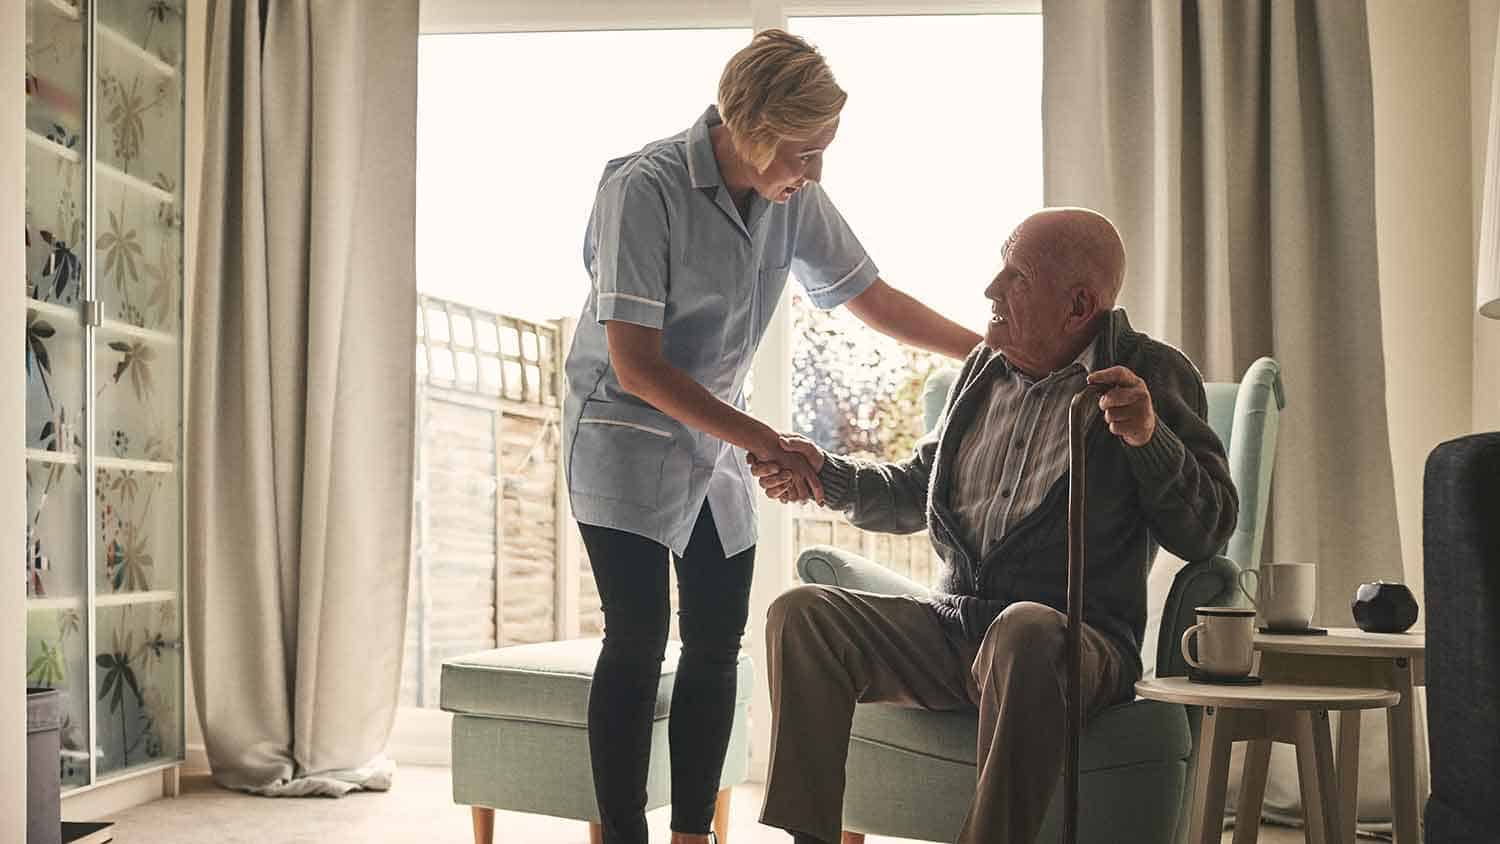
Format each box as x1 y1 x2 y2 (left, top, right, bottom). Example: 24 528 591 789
754 122 838 203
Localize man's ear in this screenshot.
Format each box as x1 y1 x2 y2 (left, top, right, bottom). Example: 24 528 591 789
1065 286 1099 332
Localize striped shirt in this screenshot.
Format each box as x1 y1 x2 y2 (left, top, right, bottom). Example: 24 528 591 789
949 340 1098 557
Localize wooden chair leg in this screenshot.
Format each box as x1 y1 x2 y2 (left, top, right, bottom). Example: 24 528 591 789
589 821 603 844
840 833 866 844
471 807 494 844
714 787 733 843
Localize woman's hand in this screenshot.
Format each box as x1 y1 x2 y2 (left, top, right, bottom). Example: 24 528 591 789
748 434 827 504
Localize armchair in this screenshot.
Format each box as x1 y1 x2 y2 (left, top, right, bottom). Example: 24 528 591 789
799 357 1284 843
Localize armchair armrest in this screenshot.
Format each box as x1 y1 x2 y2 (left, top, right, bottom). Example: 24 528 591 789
796 545 934 599
1154 554 1243 678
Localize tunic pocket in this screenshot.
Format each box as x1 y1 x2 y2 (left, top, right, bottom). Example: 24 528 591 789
568 403 678 506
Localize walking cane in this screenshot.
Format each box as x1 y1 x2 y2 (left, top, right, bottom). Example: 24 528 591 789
1063 382 1112 844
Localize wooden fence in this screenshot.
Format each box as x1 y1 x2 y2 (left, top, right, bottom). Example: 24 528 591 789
402 297 601 707
400 296 936 706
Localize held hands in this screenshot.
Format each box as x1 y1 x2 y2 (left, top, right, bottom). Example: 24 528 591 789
1088 366 1157 447
747 433 827 505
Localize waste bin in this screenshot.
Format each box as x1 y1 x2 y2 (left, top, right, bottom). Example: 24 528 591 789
27 688 62 844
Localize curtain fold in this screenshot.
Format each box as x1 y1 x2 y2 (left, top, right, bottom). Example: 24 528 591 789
188 0 418 797
1042 0 1416 831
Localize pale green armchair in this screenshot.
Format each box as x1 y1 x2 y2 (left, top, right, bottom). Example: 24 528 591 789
800 357 1284 843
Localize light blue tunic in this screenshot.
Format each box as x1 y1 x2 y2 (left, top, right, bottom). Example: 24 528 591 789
563 106 878 556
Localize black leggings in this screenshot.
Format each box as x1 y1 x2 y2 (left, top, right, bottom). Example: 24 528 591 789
579 504 754 843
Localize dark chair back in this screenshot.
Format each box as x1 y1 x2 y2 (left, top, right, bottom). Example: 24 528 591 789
1422 433 1500 843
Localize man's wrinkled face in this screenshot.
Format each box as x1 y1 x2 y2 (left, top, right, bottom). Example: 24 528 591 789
983 230 1075 372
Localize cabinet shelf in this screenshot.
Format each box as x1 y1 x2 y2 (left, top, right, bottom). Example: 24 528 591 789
27 129 178 205
98 22 178 78
40 0 178 77
27 297 179 347
27 589 178 612
41 0 79 21
27 449 176 474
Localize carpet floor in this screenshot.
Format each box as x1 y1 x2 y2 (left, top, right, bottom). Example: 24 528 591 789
102 765 1306 844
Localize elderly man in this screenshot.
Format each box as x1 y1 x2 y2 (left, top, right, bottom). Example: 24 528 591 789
752 208 1238 844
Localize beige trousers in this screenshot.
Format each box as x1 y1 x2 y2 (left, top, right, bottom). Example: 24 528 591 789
759 584 1133 844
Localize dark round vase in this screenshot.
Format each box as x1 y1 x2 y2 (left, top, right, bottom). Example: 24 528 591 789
1351 581 1420 633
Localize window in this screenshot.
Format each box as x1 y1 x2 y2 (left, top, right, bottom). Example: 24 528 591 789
404 28 750 709
785 14 1042 586
416 28 751 322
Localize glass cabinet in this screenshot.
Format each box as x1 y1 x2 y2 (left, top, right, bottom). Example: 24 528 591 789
24 0 184 790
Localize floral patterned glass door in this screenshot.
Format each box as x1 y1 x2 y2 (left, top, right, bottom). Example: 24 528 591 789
91 0 184 779
25 0 93 789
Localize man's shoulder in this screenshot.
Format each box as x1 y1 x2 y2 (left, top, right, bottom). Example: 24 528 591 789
1112 319 1208 403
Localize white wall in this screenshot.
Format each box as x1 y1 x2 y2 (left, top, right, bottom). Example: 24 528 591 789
1473 0 1500 432
1367 0 1476 610
3 0 30 839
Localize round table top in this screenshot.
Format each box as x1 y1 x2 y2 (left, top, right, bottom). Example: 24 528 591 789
1135 676 1400 710
1253 626 1425 658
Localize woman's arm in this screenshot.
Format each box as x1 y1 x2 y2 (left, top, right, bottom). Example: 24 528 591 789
845 278 981 360
606 320 824 502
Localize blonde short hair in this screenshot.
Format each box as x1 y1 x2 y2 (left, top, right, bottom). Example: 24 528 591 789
718 29 846 171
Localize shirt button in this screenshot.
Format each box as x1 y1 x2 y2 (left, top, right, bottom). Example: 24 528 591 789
1014 438 1024 448
1001 489 1012 498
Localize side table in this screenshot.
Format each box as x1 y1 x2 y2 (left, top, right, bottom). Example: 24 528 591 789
1135 677 1399 844
1254 628 1425 844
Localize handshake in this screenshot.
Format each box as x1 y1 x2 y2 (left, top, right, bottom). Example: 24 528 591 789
746 433 828 506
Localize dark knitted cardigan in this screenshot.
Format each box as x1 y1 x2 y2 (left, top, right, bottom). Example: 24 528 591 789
819 309 1238 671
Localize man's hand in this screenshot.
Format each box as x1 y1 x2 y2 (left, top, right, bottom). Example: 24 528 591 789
748 434 827 504
1088 366 1157 447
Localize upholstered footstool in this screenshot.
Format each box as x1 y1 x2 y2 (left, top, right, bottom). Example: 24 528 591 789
441 638 753 844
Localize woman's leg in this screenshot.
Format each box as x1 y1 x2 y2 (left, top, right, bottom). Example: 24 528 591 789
669 504 755 835
580 523 672 844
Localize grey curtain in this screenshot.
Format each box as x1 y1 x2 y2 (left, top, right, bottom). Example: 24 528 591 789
1042 0 1416 832
187 0 418 796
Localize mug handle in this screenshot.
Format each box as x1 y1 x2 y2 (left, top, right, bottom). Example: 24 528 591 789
1181 623 1206 671
1237 568 1260 609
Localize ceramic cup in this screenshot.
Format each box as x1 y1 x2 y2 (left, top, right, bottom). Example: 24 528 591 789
1180 607 1257 677
1238 562 1317 631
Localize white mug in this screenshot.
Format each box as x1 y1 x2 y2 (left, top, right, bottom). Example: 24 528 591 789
1181 607 1257 677
1238 562 1317 631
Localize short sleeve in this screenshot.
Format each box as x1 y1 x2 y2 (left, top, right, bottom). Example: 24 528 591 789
790 182 879 310
589 165 671 328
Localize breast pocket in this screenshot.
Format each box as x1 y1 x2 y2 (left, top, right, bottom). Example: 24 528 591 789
568 403 681 506
756 262 790 337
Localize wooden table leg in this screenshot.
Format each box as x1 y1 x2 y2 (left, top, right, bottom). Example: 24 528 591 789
1335 710 1362 844
1293 711 1340 844
1188 706 1235 844
1386 658 1419 844
1233 739 1272 844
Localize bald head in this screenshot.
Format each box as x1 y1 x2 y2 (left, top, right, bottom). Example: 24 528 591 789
1003 207 1126 306
984 207 1127 377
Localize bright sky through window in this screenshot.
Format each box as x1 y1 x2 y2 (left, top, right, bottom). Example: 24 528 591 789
789 15 1042 329
415 16 1041 329
416 28 750 323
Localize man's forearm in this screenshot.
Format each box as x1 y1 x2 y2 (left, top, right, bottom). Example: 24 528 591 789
847 278 982 359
